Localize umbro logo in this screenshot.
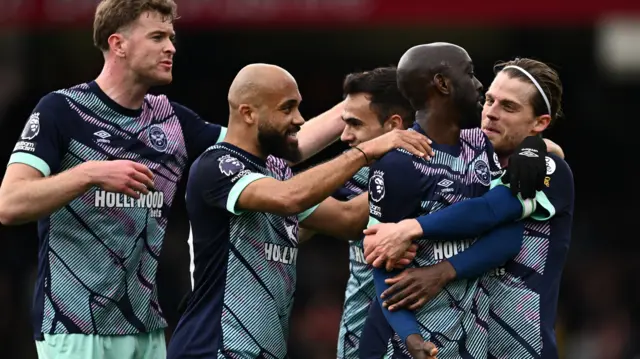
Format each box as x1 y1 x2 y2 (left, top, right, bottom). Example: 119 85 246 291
437 179 455 193
94 130 111 144
94 130 111 139
519 148 538 158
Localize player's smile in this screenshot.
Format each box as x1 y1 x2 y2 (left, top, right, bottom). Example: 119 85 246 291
159 60 173 70
482 124 501 136
285 127 299 145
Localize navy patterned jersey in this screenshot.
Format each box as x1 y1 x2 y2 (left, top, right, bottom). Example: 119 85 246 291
485 154 574 359
168 143 317 359
8 82 225 338
363 123 503 358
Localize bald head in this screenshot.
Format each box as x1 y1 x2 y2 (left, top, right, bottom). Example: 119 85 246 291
225 63 304 162
397 42 473 110
228 63 297 111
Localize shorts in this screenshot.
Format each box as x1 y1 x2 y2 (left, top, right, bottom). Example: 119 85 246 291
35 329 166 359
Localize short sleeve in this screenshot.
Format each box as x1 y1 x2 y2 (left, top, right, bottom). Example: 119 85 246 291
172 102 227 160
7 93 70 176
367 151 422 226
189 150 267 215
297 205 319 222
531 154 574 221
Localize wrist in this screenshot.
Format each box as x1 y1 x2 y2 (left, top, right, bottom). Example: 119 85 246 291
355 141 377 163
76 161 100 188
350 146 371 165
439 260 458 283
402 219 424 241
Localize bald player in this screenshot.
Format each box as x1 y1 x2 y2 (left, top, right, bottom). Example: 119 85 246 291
363 58 571 359
359 44 547 359
166 64 430 359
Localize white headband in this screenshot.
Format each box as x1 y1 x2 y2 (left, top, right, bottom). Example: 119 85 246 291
502 65 551 115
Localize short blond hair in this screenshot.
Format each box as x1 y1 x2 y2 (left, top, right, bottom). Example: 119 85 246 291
93 0 178 51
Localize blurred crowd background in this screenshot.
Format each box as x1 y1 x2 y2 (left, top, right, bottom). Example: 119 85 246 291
1 1 639 358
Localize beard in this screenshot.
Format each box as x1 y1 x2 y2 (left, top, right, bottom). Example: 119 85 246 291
257 121 302 163
452 86 482 129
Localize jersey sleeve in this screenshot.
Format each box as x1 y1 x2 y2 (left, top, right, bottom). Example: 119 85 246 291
448 220 525 279
368 152 423 342
190 150 267 215
172 102 227 160
297 205 319 222
531 154 574 221
367 151 422 226
7 93 70 176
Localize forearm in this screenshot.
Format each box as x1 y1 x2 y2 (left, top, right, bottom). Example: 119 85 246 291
283 148 368 214
340 194 370 239
298 228 317 243
300 193 369 241
295 101 345 164
0 164 93 225
372 267 420 342
413 186 527 241
448 221 525 279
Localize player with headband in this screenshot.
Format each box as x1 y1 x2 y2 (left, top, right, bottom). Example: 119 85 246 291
363 57 573 359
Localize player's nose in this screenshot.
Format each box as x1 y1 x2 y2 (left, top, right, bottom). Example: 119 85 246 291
165 40 176 55
474 76 484 93
292 114 304 126
484 102 499 121
340 129 354 144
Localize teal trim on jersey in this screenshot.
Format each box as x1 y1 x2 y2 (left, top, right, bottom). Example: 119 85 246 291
8 152 51 177
226 172 268 215
367 216 381 228
490 176 504 189
516 194 537 220
297 204 319 222
489 177 537 220
35 329 165 359
217 127 227 143
531 190 555 221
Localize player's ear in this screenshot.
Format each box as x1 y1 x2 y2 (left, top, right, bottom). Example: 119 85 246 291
433 73 450 95
533 114 551 133
238 104 256 125
384 114 403 131
108 33 126 58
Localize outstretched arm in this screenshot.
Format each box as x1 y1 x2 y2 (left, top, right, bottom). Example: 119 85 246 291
362 184 533 268
365 151 424 346
294 101 346 164
234 130 430 217
377 220 525 312
299 193 368 241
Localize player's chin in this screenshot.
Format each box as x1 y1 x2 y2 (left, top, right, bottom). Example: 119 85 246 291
283 143 302 163
150 72 173 86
